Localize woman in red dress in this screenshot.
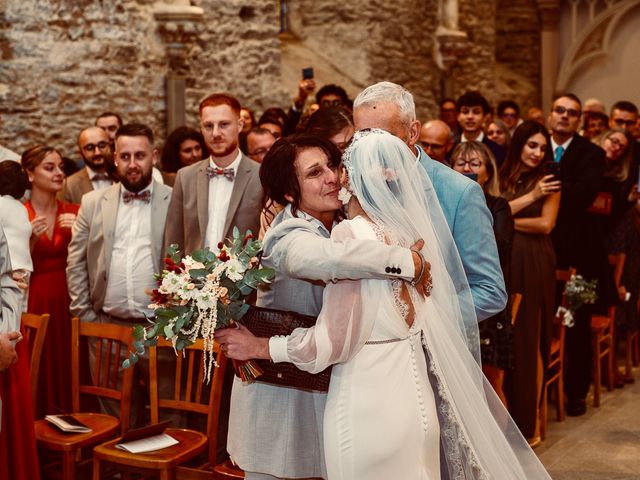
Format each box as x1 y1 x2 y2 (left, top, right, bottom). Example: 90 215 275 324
23 146 79 418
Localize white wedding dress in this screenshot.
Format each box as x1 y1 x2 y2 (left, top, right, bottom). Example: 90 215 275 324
322 216 440 480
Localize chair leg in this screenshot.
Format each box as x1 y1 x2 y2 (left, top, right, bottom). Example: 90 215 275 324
160 468 175 480
540 385 548 441
62 451 76 480
606 340 614 391
556 371 565 422
592 334 601 407
93 457 101 480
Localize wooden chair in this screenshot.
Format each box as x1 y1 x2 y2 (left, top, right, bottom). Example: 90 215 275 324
93 337 228 480
20 312 50 408
34 317 135 480
590 254 625 407
540 267 575 441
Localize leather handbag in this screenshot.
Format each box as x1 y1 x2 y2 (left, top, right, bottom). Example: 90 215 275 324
238 305 331 392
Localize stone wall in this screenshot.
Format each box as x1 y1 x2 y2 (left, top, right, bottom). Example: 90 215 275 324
0 0 284 159
495 0 541 111
0 0 543 158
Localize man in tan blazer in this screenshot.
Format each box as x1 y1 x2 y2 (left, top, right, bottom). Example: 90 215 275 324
67 123 171 324
62 126 115 205
164 93 263 255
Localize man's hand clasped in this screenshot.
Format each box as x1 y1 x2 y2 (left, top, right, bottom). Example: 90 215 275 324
410 239 432 298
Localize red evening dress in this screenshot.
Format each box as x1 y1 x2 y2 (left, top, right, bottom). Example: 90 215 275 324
25 200 79 419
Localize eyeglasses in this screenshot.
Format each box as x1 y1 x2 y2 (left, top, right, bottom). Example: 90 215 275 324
249 148 269 157
83 141 109 153
553 106 581 118
420 141 445 151
453 159 482 169
500 112 518 119
606 136 628 149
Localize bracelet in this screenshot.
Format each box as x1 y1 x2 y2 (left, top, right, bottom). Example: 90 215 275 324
410 250 426 287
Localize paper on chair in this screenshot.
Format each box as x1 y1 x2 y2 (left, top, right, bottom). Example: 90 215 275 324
45 415 92 433
115 433 179 453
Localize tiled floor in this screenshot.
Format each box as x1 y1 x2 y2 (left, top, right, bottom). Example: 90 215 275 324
537 368 640 479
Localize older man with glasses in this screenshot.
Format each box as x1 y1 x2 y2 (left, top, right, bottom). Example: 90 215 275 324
548 92 609 417
61 126 115 204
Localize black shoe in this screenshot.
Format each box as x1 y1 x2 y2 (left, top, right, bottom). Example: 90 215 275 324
566 398 587 416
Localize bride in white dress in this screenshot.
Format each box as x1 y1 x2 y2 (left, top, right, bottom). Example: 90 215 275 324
225 129 551 479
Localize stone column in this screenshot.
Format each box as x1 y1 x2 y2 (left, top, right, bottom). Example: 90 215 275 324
153 1 203 133
434 0 467 99
537 0 561 113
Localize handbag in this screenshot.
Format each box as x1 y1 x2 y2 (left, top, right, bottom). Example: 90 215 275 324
238 305 332 392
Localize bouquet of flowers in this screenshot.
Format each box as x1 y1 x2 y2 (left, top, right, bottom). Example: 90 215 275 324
556 274 598 327
122 228 275 383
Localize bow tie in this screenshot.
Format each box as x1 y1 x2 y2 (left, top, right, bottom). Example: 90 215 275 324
122 190 151 204
207 166 235 181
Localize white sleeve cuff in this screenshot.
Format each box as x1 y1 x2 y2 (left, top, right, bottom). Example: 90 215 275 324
268 335 290 363
400 250 415 281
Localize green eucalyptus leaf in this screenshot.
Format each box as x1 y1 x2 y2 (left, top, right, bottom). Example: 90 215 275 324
189 268 207 279
122 359 131 369
191 249 207 263
164 325 175 339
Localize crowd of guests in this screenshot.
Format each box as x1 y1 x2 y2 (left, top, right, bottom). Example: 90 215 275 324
0 78 638 478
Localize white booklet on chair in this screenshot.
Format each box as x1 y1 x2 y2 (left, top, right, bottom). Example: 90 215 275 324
115 433 178 453
45 415 92 433
114 420 177 454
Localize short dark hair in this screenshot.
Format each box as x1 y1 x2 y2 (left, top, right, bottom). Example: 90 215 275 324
315 84 349 106
497 100 520 116
305 106 353 140
457 91 491 114
552 92 582 110
611 100 638 116
259 134 341 215
160 126 206 173
115 123 154 145
0 161 29 199
259 108 288 129
199 92 241 116
96 112 123 127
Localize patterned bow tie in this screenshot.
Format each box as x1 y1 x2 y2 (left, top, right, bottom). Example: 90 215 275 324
206 166 235 181
122 190 151 204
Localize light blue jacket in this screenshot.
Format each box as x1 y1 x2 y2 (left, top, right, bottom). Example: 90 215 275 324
417 146 507 321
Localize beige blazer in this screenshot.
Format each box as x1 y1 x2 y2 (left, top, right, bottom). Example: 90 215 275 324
61 168 94 205
163 154 263 255
66 181 172 322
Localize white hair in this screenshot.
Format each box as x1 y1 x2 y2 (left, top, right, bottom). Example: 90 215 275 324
353 81 417 125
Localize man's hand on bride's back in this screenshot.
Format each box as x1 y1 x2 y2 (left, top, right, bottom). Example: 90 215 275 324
410 239 432 298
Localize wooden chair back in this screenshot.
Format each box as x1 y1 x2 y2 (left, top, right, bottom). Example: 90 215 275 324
21 312 50 405
71 317 135 432
150 338 228 462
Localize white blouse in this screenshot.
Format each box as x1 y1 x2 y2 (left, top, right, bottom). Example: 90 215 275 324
0 195 33 273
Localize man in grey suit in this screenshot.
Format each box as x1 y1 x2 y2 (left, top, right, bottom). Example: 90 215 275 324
62 126 115 204
164 92 263 255
353 81 506 321
67 123 171 325
0 224 21 371
67 123 172 422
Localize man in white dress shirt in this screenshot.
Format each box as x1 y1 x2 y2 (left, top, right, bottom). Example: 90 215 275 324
164 92 263 255
67 123 172 419
61 126 115 204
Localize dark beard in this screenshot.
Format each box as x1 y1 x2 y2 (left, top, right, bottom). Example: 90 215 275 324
119 169 153 193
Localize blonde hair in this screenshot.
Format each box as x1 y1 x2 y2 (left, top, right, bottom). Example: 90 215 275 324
595 129 633 182
450 141 500 196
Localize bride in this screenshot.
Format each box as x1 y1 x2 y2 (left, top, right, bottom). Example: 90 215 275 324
220 129 550 479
